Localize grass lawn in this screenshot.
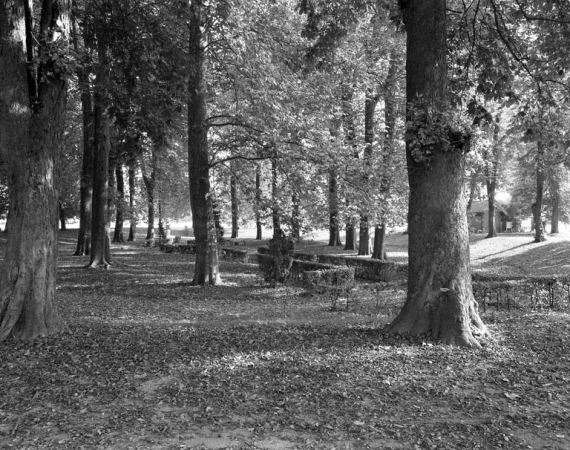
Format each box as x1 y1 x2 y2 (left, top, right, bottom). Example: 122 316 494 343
0 230 569 449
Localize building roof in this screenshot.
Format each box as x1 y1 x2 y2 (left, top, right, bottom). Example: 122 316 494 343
469 200 511 218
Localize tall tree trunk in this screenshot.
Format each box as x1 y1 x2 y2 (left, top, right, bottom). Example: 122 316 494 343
255 163 263 240
142 149 156 240
372 50 399 260
551 192 559 234
230 162 239 239
486 180 496 236
532 140 547 242
108 152 117 234
73 64 94 256
343 92 357 251
59 201 67 231
88 35 112 268
113 164 125 243
0 0 71 341
358 92 378 256
385 0 487 347
292 193 301 241
484 117 500 238
127 159 137 241
328 169 342 246
271 158 281 238
212 192 223 240
466 166 481 212
188 0 220 285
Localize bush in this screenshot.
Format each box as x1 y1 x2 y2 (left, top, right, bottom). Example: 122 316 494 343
303 266 355 309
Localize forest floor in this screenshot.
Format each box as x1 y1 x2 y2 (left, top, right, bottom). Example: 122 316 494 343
1 230 569 449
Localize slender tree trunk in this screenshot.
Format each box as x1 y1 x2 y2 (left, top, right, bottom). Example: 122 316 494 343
88 35 112 268
142 150 156 240
230 162 239 239
466 166 481 212
292 193 300 241
0 0 71 341
372 50 399 260
328 169 342 246
271 158 281 238
74 65 94 256
188 0 220 285
486 180 496 237
358 93 378 256
551 193 559 234
128 159 137 241
255 163 263 240
144 182 155 239
158 193 164 239
212 193 224 240
385 0 487 347
108 152 117 234
343 94 357 251
532 140 547 242
59 201 67 230
113 164 125 243
484 117 500 238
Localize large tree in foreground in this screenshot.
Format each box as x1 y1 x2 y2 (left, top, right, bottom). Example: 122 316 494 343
385 0 487 347
187 0 221 285
0 0 71 341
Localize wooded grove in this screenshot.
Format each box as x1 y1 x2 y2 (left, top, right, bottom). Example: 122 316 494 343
2 0 570 348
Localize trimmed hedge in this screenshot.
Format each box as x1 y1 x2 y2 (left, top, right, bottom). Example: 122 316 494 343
256 248 407 283
220 247 249 262
472 275 570 311
293 252 407 282
302 266 355 292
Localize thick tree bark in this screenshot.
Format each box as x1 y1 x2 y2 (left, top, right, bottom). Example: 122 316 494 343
385 0 487 347
113 164 125 243
0 1 70 341
127 159 137 241
230 162 239 239
372 224 388 260
88 35 112 268
74 65 94 256
188 0 220 285
328 169 342 246
344 221 357 251
532 141 547 242
255 163 263 240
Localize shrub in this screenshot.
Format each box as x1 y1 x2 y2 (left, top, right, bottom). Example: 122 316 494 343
303 266 355 310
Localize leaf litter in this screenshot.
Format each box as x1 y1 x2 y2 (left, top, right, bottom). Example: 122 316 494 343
0 232 569 449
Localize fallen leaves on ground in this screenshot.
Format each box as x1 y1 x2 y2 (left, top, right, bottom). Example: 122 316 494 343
0 233 569 449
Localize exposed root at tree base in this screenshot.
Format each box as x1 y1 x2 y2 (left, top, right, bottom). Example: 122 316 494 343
85 262 111 270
